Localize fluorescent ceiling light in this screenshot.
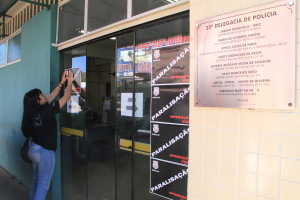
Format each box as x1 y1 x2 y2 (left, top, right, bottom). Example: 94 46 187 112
165 0 177 3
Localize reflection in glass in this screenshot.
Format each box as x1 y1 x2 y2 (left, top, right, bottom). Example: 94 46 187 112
116 32 134 200
86 39 116 200
59 15 189 200
61 45 88 200
133 15 189 200
58 0 85 43
88 0 127 32
132 0 178 16
0 42 6 66
7 33 21 62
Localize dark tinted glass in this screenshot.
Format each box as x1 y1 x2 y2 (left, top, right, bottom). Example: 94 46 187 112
58 0 85 43
88 0 127 32
133 15 189 200
132 0 174 16
86 38 117 200
115 32 134 200
61 45 88 200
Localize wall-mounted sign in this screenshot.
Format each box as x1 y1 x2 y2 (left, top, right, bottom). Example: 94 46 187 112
151 123 189 165
152 43 190 85
151 85 189 124
150 159 188 200
195 0 296 109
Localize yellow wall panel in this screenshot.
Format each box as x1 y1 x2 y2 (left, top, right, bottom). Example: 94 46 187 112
240 111 260 132
203 182 218 200
222 0 240 13
237 191 256 200
190 0 222 23
280 180 300 200
282 136 300 159
222 110 240 130
239 133 258 153
190 109 205 126
238 152 257 173
259 134 280 156
220 149 238 170
188 179 203 198
219 186 237 200
188 161 204 182
220 168 237 188
240 0 259 9
221 130 238 150
237 172 257 194
189 0 299 199
204 164 219 184
260 112 282 133
204 128 220 147
281 158 300 183
189 126 204 145
205 110 222 128
257 176 278 199
258 155 280 178
189 143 204 162
283 113 300 136
204 146 219 164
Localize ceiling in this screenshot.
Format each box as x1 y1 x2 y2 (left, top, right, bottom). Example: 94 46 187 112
0 0 28 17
0 0 14 16
0 0 12 11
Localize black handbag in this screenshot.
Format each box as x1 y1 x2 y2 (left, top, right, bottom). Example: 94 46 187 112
20 139 32 163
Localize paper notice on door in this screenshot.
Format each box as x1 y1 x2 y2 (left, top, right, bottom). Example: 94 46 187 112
67 95 81 113
121 93 143 117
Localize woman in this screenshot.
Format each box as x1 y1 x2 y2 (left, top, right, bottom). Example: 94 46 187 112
22 70 73 200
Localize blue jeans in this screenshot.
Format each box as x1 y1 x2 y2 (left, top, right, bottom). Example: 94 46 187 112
28 142 55 200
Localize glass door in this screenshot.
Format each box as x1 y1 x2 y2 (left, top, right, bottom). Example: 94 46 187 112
115 32 134 200
85 38 117 200
61 37 120 200
60 45 88 200
60 14 189 200
133 15 190 200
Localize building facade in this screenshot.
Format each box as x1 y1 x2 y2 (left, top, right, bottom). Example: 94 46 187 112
0 0 299 200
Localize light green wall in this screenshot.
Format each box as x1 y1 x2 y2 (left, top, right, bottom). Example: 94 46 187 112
0 5 61 200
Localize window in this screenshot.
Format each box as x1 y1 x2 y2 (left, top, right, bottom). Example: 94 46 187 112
0 42 6 66
8 33 21 62
0 33 21 67
58 0 85 43
88 0 127 32
132 0 174 16
58 0 186 43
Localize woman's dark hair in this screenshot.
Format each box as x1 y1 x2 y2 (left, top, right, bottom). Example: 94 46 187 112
21 89 42 138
